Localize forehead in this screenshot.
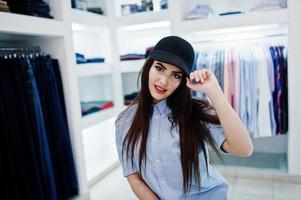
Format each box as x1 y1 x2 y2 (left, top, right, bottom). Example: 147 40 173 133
153 60 182 73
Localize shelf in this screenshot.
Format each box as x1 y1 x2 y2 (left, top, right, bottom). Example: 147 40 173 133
175 9 288 34
120 60 145 73
88 161 119 188
81 107 117 129
0 12 65 37
76 63 112 77
116 10 169 27
70 9 109 27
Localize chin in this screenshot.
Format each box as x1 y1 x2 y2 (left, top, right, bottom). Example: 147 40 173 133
150 93 164 102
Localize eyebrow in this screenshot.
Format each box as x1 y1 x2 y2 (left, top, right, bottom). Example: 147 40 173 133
156 62 183 74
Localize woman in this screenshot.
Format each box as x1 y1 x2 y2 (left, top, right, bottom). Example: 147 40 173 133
115 36 253 200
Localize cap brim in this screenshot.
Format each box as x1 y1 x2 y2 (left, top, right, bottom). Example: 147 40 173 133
148 50 190 75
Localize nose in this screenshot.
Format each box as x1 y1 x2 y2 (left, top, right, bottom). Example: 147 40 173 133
159 75 168 86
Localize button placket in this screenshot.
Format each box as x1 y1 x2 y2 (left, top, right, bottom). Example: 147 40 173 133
153 111 161 168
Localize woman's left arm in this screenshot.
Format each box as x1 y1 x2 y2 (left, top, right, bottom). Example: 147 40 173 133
187 69 253 157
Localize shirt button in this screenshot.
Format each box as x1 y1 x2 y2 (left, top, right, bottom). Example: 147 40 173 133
153 137 157 141
161 180 165 184
156 159 160 163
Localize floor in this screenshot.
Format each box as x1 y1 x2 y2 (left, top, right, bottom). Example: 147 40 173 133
89 166 301 200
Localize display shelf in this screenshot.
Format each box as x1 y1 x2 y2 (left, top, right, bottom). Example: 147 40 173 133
70 8 109 27
120 59 145 73
175 9 288 34
0 12 65 37
80 116 120 186
116 9 169 26
88 161 120 187
72 23 112 64
81 107 117 129
76 63 112 77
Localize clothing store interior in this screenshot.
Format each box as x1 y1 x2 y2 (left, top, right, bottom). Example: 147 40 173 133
1 0 301 199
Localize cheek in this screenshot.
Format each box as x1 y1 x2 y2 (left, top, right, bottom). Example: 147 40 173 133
169 80 182 93
148 68 157 83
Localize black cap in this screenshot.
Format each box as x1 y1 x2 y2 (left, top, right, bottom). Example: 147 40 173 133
148 36 195 75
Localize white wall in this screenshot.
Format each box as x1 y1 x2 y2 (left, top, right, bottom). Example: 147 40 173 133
287 0 301 175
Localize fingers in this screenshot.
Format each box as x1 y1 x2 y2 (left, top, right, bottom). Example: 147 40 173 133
189 69 210 83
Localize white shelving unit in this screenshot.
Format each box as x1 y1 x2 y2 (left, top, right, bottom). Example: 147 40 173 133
175 9 288 34
116 9 169 26
0 12 65 36
120 59 145 73
76 63 112 77
1 0 301 199
81 107 117 129
70 9 109 26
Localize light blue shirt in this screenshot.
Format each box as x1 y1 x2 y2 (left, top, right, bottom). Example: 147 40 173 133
115 100 228 200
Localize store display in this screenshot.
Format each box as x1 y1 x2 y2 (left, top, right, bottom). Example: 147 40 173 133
194 45 288 137
2 0 300 198
0 47 78 199
121 0 154 15
87 7 104 15
6 0 53 18
124 91 138 105
76 53 105 64
249 0 287 12
74 0 87 10
81 101 114 116
160 0 168 10
120 53 145 61
184 4 213 20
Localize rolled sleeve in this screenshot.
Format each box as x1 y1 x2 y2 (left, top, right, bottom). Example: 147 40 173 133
115 121 138 177
208 123 227 152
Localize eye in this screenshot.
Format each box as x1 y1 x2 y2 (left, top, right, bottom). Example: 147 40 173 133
155 65 164 72
173 73 183 79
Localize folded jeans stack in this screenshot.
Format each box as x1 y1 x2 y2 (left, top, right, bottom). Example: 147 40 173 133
6 0 53 18
75 53 105 64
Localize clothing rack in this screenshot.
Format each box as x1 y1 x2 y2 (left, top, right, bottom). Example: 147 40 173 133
0 46 41 51
190 32 287 47
0 46 42 57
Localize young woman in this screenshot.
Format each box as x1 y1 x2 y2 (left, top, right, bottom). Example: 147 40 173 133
115 36 253 200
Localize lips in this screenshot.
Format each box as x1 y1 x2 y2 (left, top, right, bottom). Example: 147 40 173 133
154 85 167 94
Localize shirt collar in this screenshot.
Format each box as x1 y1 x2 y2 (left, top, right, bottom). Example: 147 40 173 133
153 99 170 116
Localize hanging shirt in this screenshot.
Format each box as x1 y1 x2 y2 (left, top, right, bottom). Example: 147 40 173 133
195 51 209 99
255 47 274 137
115 100 228 200
263 47 277 135
224 49 236 109
233 49 240 113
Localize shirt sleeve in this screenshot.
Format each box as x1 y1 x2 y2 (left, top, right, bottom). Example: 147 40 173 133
115 121 138 177
208 123 227 153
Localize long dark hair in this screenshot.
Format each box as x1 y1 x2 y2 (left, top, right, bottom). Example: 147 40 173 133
119 57 222 195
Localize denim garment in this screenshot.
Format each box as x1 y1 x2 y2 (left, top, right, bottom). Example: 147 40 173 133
0 58 45 199
32 56 79 199
0 56 78 199
25 58 58 200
